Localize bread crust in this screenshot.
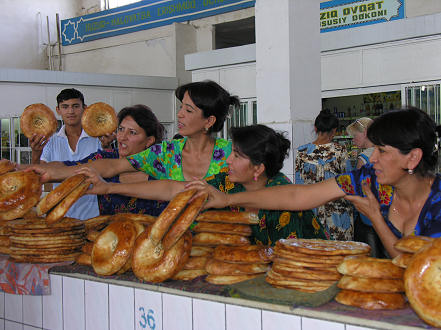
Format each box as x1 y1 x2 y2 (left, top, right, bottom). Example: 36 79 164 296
46 182 89 225
162 193 207 250
394 235 434 253
0 171 41 212
196 210 259 224
205 274 259 285
81 102 117 137
36 174 86 216
213 245 273 264
0 159 15 176
193 233 250 246
338 275 404 293
172 269 207 281
190 246 214 257
392 253 413 269
335 289 406 310
76 253 92 266
404 238 441 328
205 259 270 275
192 222 252 236
337 255 404 279
183 256 209 270
20 103 57 139
91 219 138 275
277 238 371 256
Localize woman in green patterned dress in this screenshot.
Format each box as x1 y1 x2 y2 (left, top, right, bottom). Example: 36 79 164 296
189 125 328 245
29 80 239 184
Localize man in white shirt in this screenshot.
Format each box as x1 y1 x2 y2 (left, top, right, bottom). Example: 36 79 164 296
30 88 101 220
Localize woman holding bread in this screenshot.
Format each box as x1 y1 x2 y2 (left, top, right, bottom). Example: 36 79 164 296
79 125 328 245
187 108 441 257
28 80 238 185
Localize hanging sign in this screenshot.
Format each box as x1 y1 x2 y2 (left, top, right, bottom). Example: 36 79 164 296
320 0 405 33
61 0 255 46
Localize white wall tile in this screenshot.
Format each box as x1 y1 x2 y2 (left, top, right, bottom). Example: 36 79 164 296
5 293 22 323
85 280 108 330
109 284 134 330
262 310 301 330
162 294 192 330
4 320 22 330
135 289 162 330
63 277 85 330
43 274 63 330
0 292 4 318
226 304 261 330
301 317 344 330
193 299 225 330
346 325 375 330
22 295 42 328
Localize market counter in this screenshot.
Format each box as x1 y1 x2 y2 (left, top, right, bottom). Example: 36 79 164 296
0 263 433 330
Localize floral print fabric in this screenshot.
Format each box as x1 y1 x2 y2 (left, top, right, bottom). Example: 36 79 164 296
336 164 441 238
295 142 354 241
127 137 231 180
205 170 328 245
63 149 168 216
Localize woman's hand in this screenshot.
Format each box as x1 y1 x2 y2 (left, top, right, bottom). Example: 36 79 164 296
185 179 229 209
75 167 110 195
344 181 381 220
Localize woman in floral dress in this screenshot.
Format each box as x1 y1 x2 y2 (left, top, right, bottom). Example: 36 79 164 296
192 109 441 257
295 110 354 241
30 80 239 185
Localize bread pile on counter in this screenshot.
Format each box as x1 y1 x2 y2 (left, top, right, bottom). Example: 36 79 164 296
267 239 370 293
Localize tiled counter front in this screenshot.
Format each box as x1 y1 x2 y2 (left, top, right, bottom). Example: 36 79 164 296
0 273 428 330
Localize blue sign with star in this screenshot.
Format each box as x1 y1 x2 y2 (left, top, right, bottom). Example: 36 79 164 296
61 0 255 45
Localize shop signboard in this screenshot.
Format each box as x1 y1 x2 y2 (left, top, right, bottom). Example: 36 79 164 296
320 0 405 33
61 0 255 46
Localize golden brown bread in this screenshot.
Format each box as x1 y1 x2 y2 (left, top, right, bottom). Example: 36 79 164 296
75 253 92 266
335 289 406 310
91 219 138 275
337 275 404 293
392 253 413 269
193 232 249 246
20 103 57 139
394 235 434 253
274 257 341 269
266 269 337 289
277 238 371 256
83 215 112 232
109 213 157 226
162 193 206 250
404 238 441 328
132 229 191 283
36 174 86 216
196 210 259 224
337 255 404 279
183 256 209 270
82 241 93 255
205 259 270 275
81 102 117 137
271 263 341 281
213 245 273 264
0 171 41 212
0 159 15 176
46 182 89 225
192 222 252 236
172 269 207 281
205 274 260 285
190 246 214 257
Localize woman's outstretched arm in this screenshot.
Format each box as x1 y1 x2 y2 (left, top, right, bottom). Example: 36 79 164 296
187 178 345 211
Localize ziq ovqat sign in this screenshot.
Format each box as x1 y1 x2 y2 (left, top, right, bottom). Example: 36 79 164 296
61 0 255 45
320 0 404 33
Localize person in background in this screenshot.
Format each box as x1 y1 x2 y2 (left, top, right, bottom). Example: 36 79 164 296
29 88 101 220
76 125 328 245
190 108 441 258
295 109 354 241
28 80 239 185
347 117 386 257
63 105 168 216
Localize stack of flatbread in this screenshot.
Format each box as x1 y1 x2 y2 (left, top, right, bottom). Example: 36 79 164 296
172 210 258 282
203 245 273 285
266 239 371 293
0 221 11 255
75 213 155 268
392 235 434 269
335 255 406 310
7 217 86 263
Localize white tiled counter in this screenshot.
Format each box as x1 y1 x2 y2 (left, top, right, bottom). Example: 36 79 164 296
0 272 430 330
